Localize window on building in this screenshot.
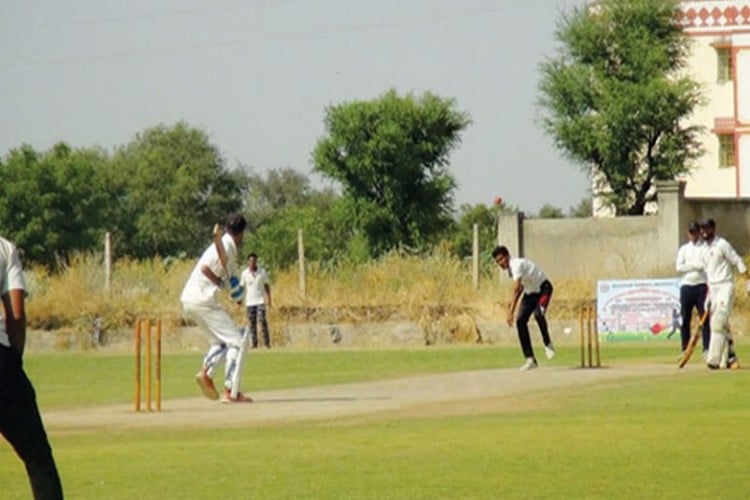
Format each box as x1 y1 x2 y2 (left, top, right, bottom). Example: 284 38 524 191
716 47 732 83
718 134 735 168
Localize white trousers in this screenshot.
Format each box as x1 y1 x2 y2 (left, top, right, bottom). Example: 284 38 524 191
706 283 734 367
182 302 245 390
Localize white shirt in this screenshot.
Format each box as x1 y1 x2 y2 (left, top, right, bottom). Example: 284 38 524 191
240 266 269 306
675 240 707 286
0 237 26 348
703 236 747 285
180 233 238 306
508 257 547 294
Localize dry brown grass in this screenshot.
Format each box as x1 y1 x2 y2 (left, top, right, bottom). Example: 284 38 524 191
25 254 187 338
22 252 595 346
24 251 749 347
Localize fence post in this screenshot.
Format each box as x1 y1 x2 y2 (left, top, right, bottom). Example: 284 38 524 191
472 223 479 290
104 232 112 295
297 229 306 299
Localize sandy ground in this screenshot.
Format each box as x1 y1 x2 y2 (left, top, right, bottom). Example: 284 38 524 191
44 362 686 434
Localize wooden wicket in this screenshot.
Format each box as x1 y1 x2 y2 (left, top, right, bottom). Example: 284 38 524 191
134 318 162 412
579 305 600 368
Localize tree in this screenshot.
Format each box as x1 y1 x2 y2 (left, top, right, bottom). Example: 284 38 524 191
538 0 704 215
450 203 499 259
568 196 593 218
313 89 471 255
243 205 327 270
242 196 367 270
107 122 246 258
240 169 352 269
0 143 110 267
534 204 565 219
243 167 338 231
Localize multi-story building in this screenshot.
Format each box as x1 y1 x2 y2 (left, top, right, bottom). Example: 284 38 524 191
678 1 750 198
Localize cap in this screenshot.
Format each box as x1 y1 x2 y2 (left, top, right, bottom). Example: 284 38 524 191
700 218 716 229
687 221 700 233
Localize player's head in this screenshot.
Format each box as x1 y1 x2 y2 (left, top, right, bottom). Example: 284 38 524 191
491 245 510 270
225 212 247 245
225 213 247 235
687 221 700 241
699 218 716 241
247 252 257 268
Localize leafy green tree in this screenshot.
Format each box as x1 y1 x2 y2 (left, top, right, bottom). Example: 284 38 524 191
107 122 246 258
243 204 335 271
0 143 110 267
313 89 471 255
450 203 497 259
244 167 338 231
568 196 593 218
538 0 703 215
535 203 565 219
243 194 376 271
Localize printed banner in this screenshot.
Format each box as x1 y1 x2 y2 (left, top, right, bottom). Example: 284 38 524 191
596 278 681 341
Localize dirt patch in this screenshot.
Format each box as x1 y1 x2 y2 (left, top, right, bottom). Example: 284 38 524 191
43 363 685 435
29 316 721 435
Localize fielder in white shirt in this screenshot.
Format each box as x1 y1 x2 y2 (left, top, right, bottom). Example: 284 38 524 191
492 245 555 371
239 253 272 348
674 221 709 354
180 213 252 402
699 219 748 369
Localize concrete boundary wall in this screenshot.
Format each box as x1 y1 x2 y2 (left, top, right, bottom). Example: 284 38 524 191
683 199 750 252
498 181 750 280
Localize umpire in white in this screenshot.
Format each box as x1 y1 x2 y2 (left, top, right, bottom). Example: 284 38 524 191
674 221 709 355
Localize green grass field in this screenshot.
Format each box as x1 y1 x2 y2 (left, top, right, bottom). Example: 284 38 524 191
2 344 749 499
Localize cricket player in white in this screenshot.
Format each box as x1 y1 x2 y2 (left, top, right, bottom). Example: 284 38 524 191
674 221 709 355
492 245 556 371
181 213 252 402
700 219 748 369
239 253 272 348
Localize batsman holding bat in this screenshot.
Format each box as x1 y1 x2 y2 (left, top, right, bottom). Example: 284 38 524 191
180 213 253 402
700 219 747 370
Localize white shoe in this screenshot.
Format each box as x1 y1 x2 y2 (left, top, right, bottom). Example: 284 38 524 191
519 358 538 371
545 344 556 359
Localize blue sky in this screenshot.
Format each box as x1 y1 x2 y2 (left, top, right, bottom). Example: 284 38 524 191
0 0 589 214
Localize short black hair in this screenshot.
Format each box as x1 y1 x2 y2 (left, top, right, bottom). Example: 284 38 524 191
700 218 716 229
491 245 509 259
225 213 247 235
687 221 700 233
247 252 257 260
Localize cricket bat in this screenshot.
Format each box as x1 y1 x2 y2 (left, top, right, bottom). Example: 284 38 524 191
229 325 249 400
214 224 249 399
678 309 709 369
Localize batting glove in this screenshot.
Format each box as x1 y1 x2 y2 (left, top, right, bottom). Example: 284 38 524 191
229 276 244 301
